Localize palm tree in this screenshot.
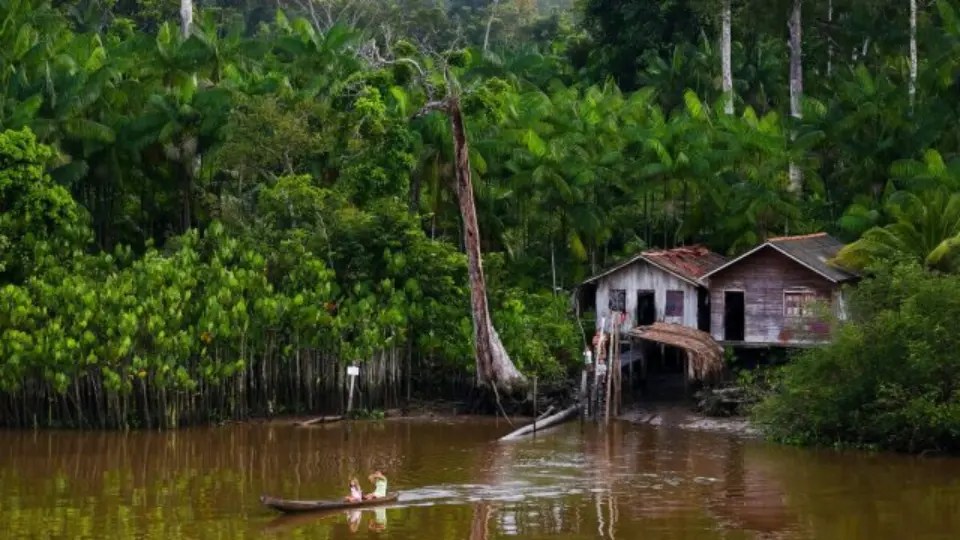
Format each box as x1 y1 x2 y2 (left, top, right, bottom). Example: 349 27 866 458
834 188 960 272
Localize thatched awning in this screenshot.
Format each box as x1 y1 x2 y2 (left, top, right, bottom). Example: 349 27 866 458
627 323 724 382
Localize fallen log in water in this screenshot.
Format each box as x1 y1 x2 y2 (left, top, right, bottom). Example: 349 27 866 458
514 405 555 428
498 405 579 441
295 415 343 427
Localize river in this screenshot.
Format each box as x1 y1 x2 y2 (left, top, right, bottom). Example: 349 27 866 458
1 417 958 539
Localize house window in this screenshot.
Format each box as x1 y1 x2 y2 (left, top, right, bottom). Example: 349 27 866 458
609 289 626 312
665 290 684 317
784 290 817 317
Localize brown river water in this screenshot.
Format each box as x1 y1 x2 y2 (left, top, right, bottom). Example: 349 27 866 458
1 417 959 540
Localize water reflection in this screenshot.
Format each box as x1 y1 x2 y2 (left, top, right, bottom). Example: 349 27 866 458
1 418 959 539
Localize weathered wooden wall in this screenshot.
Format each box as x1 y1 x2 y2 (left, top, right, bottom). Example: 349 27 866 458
706 247 840 345
595 262 701 333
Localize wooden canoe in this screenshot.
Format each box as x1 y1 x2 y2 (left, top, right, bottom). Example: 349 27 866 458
260 492 399 514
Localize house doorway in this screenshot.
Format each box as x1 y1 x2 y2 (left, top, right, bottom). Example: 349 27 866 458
724 291 746 341
633 290 659 394
697 288 710 333
636 291 656 326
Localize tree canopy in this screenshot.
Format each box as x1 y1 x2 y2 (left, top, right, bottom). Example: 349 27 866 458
3 0 960 433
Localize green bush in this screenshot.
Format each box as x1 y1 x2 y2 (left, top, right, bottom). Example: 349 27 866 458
752 262 960 453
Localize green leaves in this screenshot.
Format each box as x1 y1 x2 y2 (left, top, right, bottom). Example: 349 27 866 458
63 118 115 143
752 261 960 453
522 128 547 156
835 187 960 273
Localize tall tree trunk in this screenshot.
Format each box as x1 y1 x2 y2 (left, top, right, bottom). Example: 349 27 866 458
909 0 917 111
787 0 803 194
448 97 526 391
181 0 193 37
721 0 734 115
826 0 833 77
483 0 502 52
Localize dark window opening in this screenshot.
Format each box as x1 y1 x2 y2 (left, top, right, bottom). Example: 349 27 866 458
665 290 684 317
784 290 817 317
609 289 626 312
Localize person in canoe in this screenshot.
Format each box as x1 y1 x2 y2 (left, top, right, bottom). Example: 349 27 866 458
344 477 363 502
363 469 388 500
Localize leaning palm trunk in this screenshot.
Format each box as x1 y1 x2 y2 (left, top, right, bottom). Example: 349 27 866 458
448 97 526 391
787 0 803 194
721 0 734 115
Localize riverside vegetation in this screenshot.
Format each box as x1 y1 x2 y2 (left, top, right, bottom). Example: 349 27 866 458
2 0 960 452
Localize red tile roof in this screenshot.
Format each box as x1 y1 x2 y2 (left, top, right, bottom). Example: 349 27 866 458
642 245 728 284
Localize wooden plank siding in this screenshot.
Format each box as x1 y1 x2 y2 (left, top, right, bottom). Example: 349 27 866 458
595 262 701 333
706 247 841 346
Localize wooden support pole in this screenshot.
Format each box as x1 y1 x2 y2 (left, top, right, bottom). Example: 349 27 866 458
614 336 622 417
347 375 356 414
590 366 598 421
346 365 359 415
580 369 588 420
592 323 604 422
605 321 615 423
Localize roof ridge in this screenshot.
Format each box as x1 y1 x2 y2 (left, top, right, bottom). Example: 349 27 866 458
766 232 828 242
642 244 713 255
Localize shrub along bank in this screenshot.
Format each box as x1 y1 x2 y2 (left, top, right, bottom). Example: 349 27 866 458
750 261 960 454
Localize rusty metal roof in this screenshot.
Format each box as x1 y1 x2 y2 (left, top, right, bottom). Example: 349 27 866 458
701 233 859 283
768 233 859 282
643 246 729 284
581 245 727 287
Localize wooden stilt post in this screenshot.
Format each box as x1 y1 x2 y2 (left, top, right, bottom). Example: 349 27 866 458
605 319 616 423
614 334 622 417
580 346 590 421
580 368 588 420
591 319 604 421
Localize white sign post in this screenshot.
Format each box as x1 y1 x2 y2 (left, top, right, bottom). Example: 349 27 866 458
346 365 360 414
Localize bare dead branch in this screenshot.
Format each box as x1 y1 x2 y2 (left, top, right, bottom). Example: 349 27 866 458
291 0 323 32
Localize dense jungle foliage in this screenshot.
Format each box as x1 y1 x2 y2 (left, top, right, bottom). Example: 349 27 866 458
2 0 960 440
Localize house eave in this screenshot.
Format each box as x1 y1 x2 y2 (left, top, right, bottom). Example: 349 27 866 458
700 243 856 284
581 255 707 289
